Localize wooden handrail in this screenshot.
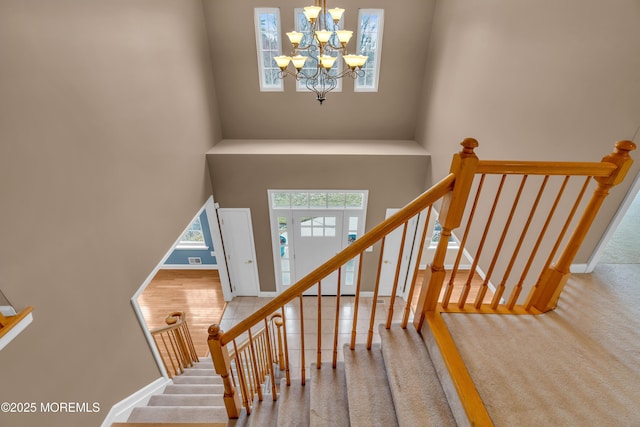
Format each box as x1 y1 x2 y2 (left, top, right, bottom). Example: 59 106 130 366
476 160 617 176
219 173 456 345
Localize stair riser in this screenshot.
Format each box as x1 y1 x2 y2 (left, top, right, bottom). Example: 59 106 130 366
148 394 224 406
163 384 224 395
173 376 222 385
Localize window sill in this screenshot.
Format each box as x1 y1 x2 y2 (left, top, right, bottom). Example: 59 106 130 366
175 245 209 251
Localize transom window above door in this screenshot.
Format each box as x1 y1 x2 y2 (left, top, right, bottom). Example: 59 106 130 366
270 190 366 210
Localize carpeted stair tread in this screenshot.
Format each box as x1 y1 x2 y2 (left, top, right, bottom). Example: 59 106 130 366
148 394 224 406
173 375 222 385
343 344 398 427
181 368 218 376
112 423 225 427
379 324 456 427
277 378 310 427
127 406 228 423
191 360 214 369
247 394 279 427
163 384 224 395
309 362 349 427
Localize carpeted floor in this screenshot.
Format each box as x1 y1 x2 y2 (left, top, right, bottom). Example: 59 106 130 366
600 191 640 263
443 263 640 426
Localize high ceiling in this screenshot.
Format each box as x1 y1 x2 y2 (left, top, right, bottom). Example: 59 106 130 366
202 0 435 141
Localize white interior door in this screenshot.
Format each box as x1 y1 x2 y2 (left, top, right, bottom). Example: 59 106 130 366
218 208 260 296
379 209 419 296
293 211 343 295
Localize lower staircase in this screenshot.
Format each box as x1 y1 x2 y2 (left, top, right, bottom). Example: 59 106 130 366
114 359 229 427
116 323 457 426
233 324 456 427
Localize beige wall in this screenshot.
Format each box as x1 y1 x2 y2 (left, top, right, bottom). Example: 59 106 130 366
415 0 640 264
207 148 430 292
0 1 219 426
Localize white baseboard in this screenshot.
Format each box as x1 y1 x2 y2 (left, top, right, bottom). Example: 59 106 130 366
0 312 32 352
161 264 218 270
100 377 170 427
570 264 588 274
258 291 278 298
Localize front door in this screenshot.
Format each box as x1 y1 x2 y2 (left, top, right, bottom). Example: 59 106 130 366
293 210 344 295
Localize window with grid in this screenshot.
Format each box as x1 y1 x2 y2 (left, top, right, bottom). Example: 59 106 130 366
355 9 384 92
177 217 208 249
254 8 284 91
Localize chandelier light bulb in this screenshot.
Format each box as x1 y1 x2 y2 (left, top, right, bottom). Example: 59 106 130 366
320 55 337 69
355 55 368 68
336 30 353 46
286 31 304 47
291 54 308 70
274 56 292 70
303 6 322 22
343 54 360 70
315 30 332 44
328 7 345 23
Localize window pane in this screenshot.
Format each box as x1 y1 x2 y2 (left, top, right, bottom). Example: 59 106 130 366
181 218 204 243
348 216 359 231
345 192 364 208
255 8 283 91
327 192 346 207
292 192 309 208
309 192 327 208
355 9 384 92
272 192 290 208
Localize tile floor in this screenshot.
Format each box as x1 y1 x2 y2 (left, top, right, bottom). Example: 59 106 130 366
218 295 413 379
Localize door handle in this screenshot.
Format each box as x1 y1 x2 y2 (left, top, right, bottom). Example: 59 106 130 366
247 260 253 264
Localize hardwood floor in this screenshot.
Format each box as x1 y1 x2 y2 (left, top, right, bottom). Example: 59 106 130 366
137 269 226 357
135 268 488 360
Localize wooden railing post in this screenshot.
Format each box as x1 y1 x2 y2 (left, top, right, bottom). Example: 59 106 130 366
208 324 242 419
271 314 286 370
527 140 636 312
414 138 480 330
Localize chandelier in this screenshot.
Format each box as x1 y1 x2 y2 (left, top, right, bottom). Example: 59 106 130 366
273 1 368 105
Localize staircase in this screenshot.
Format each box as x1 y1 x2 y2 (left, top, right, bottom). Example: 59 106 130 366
114 359 229 426
117 140 636 426
239 324 456 427
116 324 456 426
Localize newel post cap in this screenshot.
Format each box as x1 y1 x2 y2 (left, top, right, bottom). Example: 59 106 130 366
208 324 223 340
460 138 479 154
614 140 637 155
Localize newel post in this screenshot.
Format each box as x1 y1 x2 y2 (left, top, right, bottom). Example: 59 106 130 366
414 138 480 330
207 324 242 418
527 140 636 312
